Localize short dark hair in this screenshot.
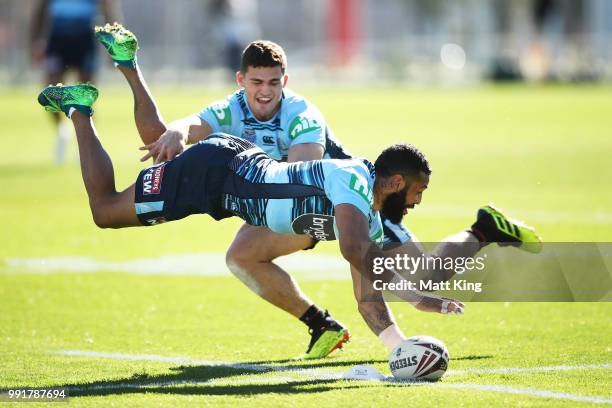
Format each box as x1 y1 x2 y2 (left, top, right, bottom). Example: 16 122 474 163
374 143 431 180
240 40 287 74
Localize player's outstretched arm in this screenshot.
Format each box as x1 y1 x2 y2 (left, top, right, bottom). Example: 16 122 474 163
140 114 213 163
335 205 399 330
336 204 464 315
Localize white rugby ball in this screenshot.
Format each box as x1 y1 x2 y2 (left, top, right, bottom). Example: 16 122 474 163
389 335 449 381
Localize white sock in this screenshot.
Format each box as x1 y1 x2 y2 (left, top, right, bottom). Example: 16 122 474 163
55 121 71 164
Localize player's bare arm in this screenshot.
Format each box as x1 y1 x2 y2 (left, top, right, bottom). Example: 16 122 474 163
335 203 399 335
140 114 213 163
337 203 464 319
139 115 325 168
287 143 325 162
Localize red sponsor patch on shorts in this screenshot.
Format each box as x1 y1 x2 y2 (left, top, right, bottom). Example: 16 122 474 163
143 163 165 195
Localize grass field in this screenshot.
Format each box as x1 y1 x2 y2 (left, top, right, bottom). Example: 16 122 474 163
0 84 611 406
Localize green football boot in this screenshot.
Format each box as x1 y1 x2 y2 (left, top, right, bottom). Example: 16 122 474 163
37 83 99 118
472 204 543 253
95 22 139 69
302 311 350 360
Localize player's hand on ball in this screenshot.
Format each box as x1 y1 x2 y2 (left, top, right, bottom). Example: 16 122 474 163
140 130 186 163
414 295 464 315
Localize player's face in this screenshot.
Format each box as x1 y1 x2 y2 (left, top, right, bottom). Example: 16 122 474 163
404 173 429 209
236 66 288 121
381 173 429 224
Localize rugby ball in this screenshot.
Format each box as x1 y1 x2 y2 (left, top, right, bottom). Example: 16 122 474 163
389 336 449 381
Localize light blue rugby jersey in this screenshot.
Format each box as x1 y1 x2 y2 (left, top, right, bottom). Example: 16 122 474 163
49 0 98 34
220 141 383 246
198 88 351 161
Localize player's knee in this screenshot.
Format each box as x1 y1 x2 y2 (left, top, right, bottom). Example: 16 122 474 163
91 211 114 229
225 245 250 272
226 233 267 270
90 202 119 229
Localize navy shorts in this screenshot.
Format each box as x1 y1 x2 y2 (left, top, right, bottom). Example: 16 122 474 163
45 31 97 75
134 141 237 226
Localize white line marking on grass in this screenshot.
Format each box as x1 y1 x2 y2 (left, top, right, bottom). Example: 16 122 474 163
70 378 611 405
446 363 612 376
60 375 612 405
52 349 612 404
3 253 348 280
52 350 612 378
437 383 612 405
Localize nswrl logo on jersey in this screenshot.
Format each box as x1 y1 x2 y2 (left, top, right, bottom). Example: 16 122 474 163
242 128 256 143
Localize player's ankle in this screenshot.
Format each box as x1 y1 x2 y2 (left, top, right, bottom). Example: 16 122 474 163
467 227 490 249
115 57 138 71
299 305 326 330
68 107 93 120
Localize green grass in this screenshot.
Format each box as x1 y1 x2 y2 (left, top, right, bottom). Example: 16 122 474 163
0 84 611 406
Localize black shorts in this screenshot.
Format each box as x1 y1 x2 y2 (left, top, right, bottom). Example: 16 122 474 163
134 141 237 226
45 31 97 75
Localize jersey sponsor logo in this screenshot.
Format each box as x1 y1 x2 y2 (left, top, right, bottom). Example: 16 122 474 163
262 135 275 145
242 128 256 143
208 103 232 127
288 115 321 140
349 173 373 204
292 214 336 241
142 163 165 195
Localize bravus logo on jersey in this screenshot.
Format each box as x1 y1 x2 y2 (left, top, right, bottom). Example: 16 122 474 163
208 103 232 127
292 214 336 241
288 115 321 140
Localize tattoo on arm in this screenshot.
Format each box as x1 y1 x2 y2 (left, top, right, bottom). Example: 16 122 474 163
359 296 394 335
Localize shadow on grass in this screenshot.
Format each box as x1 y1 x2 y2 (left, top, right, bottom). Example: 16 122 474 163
51 354 493 398
55 362 381 398
452 355 494 361
239 358 389 369
69 378 370 398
